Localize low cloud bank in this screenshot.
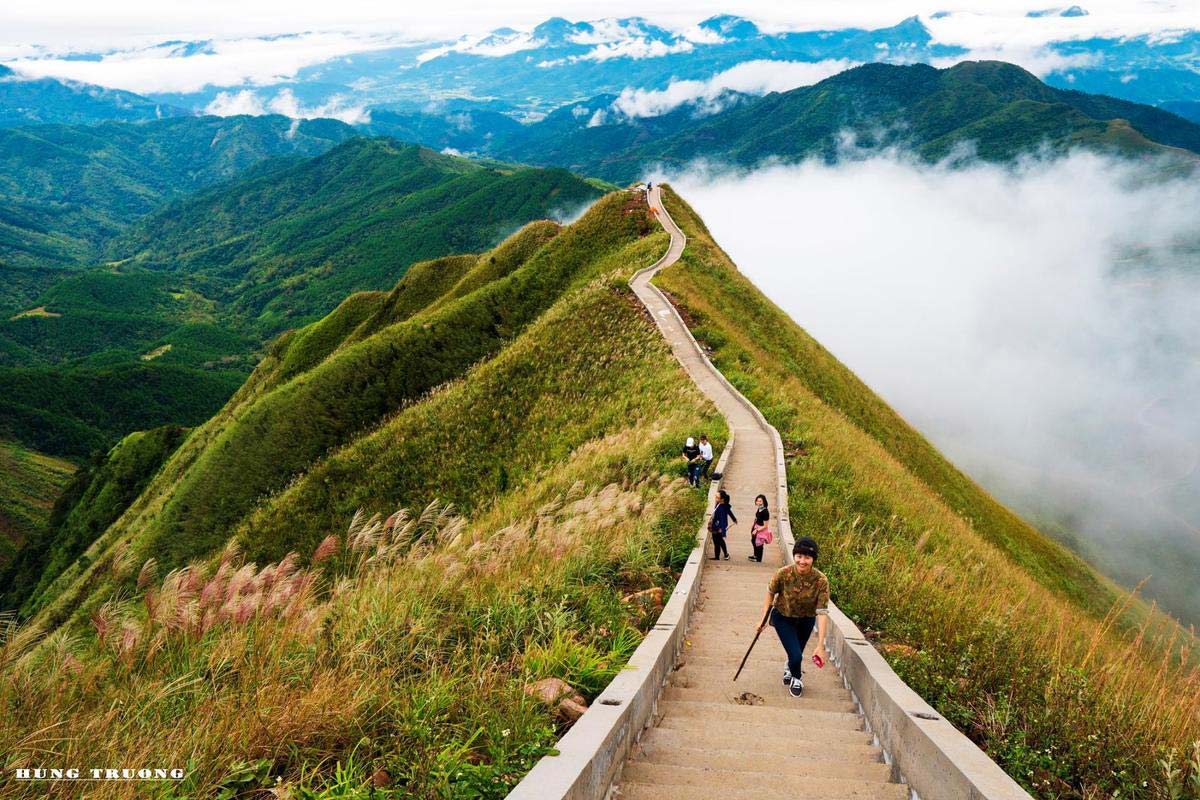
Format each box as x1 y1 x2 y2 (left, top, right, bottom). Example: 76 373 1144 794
668 151 1200 622
205 88 370 124
612 58 858 118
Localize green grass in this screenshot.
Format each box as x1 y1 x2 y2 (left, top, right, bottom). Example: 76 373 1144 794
0 441 75 569
653 184 1200 799
0 187 726 799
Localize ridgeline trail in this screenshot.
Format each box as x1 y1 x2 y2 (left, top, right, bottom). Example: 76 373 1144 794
615 186 905 799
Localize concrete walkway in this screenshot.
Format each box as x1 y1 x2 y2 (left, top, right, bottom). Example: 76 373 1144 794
618 187 904 799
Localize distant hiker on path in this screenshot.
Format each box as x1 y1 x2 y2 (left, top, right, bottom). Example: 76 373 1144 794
709 489 737 560
748 494 771 562
757 537 830 697
698 434 714 481
682 437 703 487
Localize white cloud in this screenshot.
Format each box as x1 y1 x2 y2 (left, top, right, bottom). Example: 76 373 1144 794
204 88 266 115
681 24 727 44
921 3 1199 50
586 108 609 127
566 18 650 45
416 30 543 64
205 87 370 123
930 46 1101 77
577 37 693 62
612 58 859 118
3 30 407 94
668 150 1200 618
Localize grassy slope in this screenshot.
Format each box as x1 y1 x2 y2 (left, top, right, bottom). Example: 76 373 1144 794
0 188 724 798
654 185 1199 797
0 441 75 568
23 190 707 631
0 425 186 615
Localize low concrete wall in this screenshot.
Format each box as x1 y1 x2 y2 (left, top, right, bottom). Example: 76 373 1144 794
505 440 732 800
824 604 1032 800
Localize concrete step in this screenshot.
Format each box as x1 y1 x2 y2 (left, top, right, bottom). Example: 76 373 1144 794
667 669 848 696
636 726 881 761
617 765 904 799
658 699 862 729
660 686 854 711
669 670 846 694
617 779 906 800
632 744 889 781
656 714 874 745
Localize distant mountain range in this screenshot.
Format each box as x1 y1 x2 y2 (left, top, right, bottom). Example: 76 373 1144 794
3 14 1199 128
360 61 1200 181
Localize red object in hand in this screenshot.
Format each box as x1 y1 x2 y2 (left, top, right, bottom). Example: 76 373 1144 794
812 653 825 669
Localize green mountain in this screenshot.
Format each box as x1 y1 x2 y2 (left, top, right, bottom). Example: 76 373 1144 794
0 64 189 128
108 137 605 332
0 138 603 460
0 114 357 311
492 61 1200 180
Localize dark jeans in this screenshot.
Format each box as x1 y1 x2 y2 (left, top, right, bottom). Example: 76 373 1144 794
712 530 729 558
701 458 713 479
687 462 702 486
750 534 763 562
771 609 816 678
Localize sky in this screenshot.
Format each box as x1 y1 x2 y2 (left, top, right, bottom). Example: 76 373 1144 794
1 0 1198 95
667 151 1200 621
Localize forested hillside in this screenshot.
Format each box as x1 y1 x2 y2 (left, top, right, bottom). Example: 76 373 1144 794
0 138 603 460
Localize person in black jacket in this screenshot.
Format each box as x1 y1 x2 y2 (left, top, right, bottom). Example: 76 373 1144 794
682 437 702 487
709 489 737 560
748 494 770 562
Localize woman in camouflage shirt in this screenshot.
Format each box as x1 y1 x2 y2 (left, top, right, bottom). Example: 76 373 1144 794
756 536 830 697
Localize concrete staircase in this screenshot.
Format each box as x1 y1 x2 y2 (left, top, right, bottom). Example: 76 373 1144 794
615 187 904 799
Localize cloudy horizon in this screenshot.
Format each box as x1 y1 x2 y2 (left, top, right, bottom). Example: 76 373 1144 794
667 150 1200 623
1 1 1196 101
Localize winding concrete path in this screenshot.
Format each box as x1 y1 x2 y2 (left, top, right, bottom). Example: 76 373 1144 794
618 186 903 799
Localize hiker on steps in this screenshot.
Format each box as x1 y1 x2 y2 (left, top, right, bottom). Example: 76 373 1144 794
757 537 830 697
708 489 736 560
747 494 771 563
682 437 703 487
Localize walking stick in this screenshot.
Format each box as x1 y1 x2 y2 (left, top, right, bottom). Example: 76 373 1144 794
734 605 773 681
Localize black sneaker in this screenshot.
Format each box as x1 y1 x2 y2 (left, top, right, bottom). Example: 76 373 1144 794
789 677 804 697
782 669 791 685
